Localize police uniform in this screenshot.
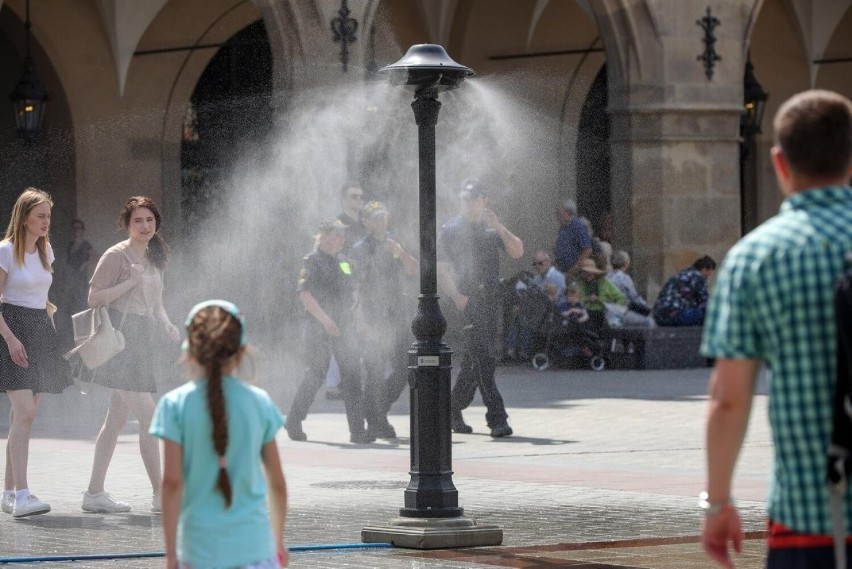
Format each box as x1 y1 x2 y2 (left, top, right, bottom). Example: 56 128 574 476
350 232 411 438
288 248 369 441
438 214 510 431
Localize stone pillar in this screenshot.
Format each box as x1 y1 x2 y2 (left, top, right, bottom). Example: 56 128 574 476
589 0 762 297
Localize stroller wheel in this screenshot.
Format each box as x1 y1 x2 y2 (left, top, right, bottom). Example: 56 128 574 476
531 353 550 371
590 356 606 371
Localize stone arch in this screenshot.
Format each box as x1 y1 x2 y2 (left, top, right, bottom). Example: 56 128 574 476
137 0 269 225
179 19 272 236
814 4 852 93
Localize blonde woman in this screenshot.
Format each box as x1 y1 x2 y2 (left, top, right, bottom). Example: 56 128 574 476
82 196 180 514
0 188 72 518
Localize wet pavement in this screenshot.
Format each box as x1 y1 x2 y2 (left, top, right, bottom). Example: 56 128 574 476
0 363 772 568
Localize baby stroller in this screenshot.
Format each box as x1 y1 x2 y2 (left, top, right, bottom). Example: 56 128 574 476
513 285 607 371
529 306 608 372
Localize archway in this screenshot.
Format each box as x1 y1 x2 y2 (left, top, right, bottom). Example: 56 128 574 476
179 19 272 237
576 64 611 241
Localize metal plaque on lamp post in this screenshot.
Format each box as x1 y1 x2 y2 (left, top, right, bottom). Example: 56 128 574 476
361 44 503 550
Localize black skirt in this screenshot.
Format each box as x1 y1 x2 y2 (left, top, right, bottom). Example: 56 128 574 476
0 303 73 394
91 309 157 393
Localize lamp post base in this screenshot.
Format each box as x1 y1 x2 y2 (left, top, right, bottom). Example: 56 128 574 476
361 516 503 550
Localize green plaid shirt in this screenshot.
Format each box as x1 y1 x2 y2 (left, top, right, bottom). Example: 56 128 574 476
702 186 852 534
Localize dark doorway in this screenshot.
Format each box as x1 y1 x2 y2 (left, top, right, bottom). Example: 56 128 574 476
180 19 273 236
576 64 611 241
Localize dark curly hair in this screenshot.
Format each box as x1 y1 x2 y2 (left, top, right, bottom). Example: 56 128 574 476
119 196 169 270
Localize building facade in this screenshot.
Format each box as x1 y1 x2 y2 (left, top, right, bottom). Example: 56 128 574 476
0 0 850 307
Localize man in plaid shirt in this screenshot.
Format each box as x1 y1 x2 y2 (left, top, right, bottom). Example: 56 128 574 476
701 90 852 568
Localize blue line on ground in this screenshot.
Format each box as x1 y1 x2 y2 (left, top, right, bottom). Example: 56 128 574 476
0 543 394 564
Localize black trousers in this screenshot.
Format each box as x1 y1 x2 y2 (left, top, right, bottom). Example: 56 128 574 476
289 321 366 436
361 319 410 429
451 290 509 428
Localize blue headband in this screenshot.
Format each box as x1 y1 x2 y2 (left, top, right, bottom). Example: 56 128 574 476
183 299 247 350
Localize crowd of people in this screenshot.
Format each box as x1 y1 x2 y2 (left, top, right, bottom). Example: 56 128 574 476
1 88 850 569
505 196 717 362
0 191 288 568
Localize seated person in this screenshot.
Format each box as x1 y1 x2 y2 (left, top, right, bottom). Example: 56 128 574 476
557 282 589 324
543 282 560 304
577 258 626 330
530 251 566 296
652 255 716 327
608 250 654 327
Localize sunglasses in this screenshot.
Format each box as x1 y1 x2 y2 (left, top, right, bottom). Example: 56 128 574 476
348 193 364 200
532 260 548 266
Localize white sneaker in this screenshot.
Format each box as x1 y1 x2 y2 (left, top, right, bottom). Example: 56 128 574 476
151 492 161 514
82 491 131 513
1 494 14 514
12 494 50 518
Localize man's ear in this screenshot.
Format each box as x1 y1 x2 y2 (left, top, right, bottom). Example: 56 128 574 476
770 146 790 184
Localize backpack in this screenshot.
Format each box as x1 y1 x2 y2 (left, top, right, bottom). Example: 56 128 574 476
828 257 852 569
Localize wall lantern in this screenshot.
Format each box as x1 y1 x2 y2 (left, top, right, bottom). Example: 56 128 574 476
10 0 49 140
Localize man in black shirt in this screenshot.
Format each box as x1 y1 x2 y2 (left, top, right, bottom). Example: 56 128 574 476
437 181 524 437
287 219 373 444
350 201 418 439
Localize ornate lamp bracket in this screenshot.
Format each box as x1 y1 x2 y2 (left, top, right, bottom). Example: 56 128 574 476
696 6 721 80
331 0 358 72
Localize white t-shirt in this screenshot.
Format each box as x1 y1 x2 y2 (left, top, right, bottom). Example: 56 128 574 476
0 240 54 309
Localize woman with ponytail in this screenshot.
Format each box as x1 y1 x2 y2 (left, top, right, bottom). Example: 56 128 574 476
81 196 181 514
151 300 288 569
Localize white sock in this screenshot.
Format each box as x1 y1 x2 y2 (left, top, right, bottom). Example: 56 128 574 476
2 490 13 500
15 489 30 502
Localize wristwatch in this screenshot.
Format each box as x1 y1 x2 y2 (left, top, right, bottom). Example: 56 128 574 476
698 491 733 515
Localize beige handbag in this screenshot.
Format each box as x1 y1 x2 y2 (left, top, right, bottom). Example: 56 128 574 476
64 304 129 370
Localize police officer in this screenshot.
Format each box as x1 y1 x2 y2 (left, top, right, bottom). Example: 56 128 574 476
437 180 524 437
350 201 418 439
287 219 374 444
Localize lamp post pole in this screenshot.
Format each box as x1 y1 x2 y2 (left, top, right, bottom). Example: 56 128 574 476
361 44 502 549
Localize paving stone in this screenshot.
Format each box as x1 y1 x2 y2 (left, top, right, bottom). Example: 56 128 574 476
0 365 771 568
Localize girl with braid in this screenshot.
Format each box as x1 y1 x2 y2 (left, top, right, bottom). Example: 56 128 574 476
151 300 288 569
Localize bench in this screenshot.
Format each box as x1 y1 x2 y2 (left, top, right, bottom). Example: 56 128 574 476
607 326 710 370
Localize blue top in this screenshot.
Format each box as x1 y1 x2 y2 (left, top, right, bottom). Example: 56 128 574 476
530 266 567 299
438 215 505 295
553 218 591 273
150 376 285 567
652 267 709 322
702 186 852 533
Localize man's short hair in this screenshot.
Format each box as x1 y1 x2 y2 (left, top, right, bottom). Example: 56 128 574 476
693 255 717 272
560 199 577 215
773 90 852 179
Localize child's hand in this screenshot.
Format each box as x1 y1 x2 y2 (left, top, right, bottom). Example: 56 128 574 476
277 544 289 567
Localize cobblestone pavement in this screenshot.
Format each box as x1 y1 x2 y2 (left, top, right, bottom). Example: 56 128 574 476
0 364 772 568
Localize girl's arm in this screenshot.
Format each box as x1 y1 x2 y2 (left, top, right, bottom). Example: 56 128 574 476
261 440 288 567
154 287 180 343
0 269 27 368
161 439 183 569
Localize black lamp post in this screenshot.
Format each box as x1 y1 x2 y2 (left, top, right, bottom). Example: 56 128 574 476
10 0 48 141
361 44 502 549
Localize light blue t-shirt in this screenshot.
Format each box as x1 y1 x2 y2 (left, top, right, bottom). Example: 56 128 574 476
150 376 285 568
